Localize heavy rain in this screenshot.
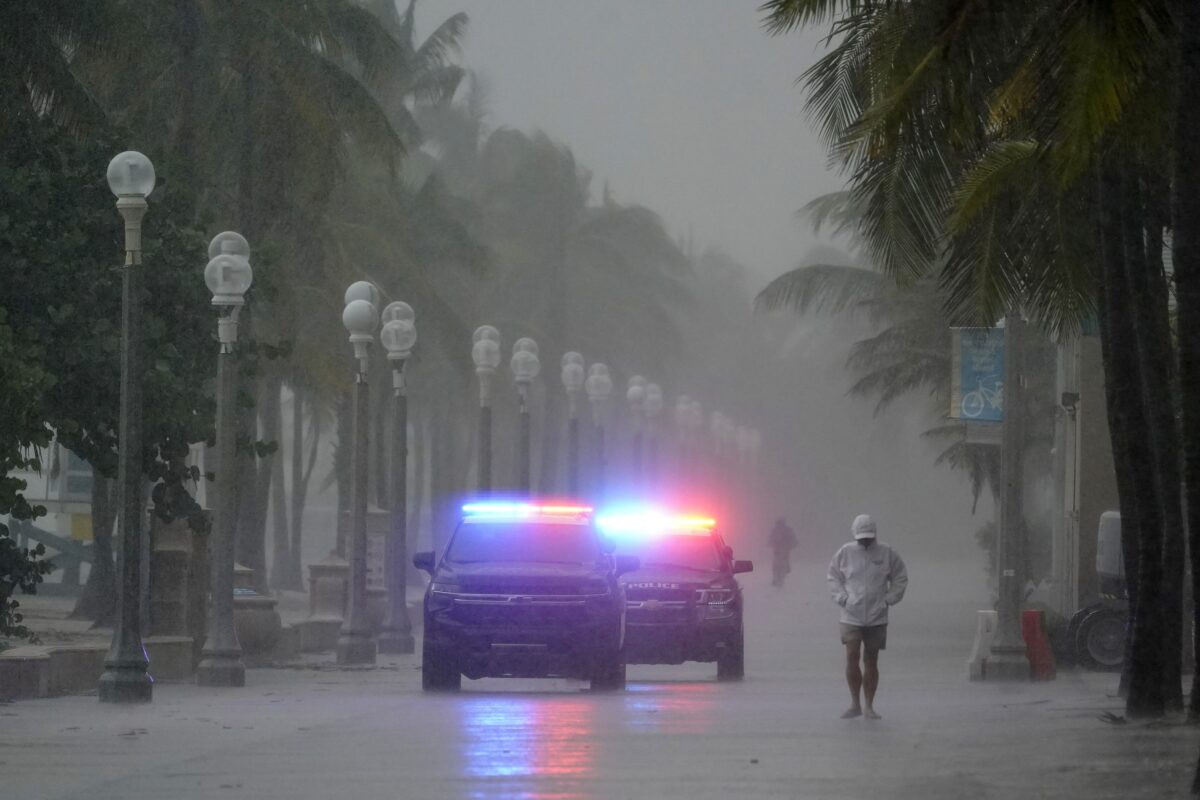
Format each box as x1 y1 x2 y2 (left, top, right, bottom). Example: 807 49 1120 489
2 1 1198 798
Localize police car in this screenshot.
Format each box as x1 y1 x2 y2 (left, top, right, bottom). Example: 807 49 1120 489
598 509 752 680
413 501 639 691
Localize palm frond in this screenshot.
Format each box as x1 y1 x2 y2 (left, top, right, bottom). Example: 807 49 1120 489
755 264 886 314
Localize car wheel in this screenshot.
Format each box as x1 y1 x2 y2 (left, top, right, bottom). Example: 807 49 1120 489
717 629 745 681
1074 608 1126 671
421 639 461 691
590 648 626 692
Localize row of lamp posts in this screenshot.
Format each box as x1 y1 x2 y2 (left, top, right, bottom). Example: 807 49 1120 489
337 282 418 664
94 150 765 701
96 148 418 700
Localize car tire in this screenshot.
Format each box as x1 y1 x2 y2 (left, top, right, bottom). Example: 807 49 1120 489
590 648 626 692
1074 607 1126 671
421 639 461 691
717 628 745 681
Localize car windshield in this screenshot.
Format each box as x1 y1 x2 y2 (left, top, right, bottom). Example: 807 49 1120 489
447 521 601 564
619 535 721 572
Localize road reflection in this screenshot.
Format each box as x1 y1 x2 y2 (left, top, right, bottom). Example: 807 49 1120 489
460 695 596 799
456 681 717 798
623 681 717 734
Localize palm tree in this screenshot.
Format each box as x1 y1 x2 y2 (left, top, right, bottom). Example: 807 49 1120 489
761 0 1184 718
0 0 112 136
418 120 692 493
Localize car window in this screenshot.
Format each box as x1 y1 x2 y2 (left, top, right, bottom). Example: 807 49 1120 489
619 535 722 572
447 521 602 564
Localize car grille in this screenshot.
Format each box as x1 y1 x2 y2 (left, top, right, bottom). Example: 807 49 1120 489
626 603 691 624
451 598 590 627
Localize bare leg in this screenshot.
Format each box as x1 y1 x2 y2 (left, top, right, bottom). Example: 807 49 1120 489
842 641 863 718
863 645 880 719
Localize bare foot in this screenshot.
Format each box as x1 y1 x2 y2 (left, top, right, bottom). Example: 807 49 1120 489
840 707 863 719
863 708 881 720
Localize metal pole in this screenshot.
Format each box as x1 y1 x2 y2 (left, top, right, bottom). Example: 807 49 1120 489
567 394 580 495
647 427 657 486
988 314 1029 678
593 408 606 499
479 377 493 493
99 196 153 703
378 362 414 654
633 427 644 485
197 312 246 686
337 368 376 664
518 386 532 494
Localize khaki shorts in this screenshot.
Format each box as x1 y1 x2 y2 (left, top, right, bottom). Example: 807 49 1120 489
840 623 887 650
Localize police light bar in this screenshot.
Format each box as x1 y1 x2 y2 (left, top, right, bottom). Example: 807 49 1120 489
460 502 594 521
595 507 716 537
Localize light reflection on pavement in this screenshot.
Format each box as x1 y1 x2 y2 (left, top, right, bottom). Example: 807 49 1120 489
622 681 717 735
460 694 596 799
456 680 717 799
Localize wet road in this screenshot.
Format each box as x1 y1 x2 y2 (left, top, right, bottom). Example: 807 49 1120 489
3 558 1196 799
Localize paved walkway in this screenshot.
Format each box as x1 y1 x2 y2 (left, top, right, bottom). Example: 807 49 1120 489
3 559 1197 799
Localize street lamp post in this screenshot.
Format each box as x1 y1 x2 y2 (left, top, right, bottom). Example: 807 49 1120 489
472 326 501 492
562 352 586 495
586 364 612 497
627 376 646 483
511 338 540 493
644 383 663 484
336 288 379 665
196 232 253 687
98 151 156 704
988 314 1030 679
377 302 417 655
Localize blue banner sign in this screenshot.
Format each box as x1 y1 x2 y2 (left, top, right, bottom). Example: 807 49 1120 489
951 327 1004 421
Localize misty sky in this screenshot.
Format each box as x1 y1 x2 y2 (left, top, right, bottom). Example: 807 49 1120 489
419 0 844 287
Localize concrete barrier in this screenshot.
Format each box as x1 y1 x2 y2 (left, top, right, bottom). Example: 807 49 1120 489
46 645 108 695
0 647 50 701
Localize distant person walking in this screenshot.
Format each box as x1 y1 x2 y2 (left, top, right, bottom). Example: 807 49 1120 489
827 514 907 720
768 517 798 587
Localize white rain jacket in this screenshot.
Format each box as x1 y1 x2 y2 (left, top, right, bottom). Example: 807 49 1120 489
827 541 908 627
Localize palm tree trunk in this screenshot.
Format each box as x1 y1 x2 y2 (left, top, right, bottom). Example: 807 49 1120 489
1133 175 1185 710
168 0 199 217
1174 0 1200 725
1099 161 1165 718
286 386 315 589
1122 169 1184 708
246 375 276 593
70 476 116 625
408 411 428 555
430 398 452 551
334 389 352 557
266 375 289 590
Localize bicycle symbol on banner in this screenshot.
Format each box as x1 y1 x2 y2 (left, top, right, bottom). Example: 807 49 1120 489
961 379 1003 419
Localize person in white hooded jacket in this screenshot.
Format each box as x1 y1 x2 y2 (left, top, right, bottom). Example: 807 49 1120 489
827 514 907 720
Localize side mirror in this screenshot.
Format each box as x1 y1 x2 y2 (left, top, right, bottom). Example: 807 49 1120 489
413 550 436 574
732 560 754 575
615 555 641 576
723 546 734 561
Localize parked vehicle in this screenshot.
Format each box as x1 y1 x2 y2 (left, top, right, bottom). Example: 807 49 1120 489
413 501 638 692
598 510 752 681
1067 511 1126 670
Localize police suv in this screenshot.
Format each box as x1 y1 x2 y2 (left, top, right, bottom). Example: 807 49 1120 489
413 502 638 691
601 511 753 680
